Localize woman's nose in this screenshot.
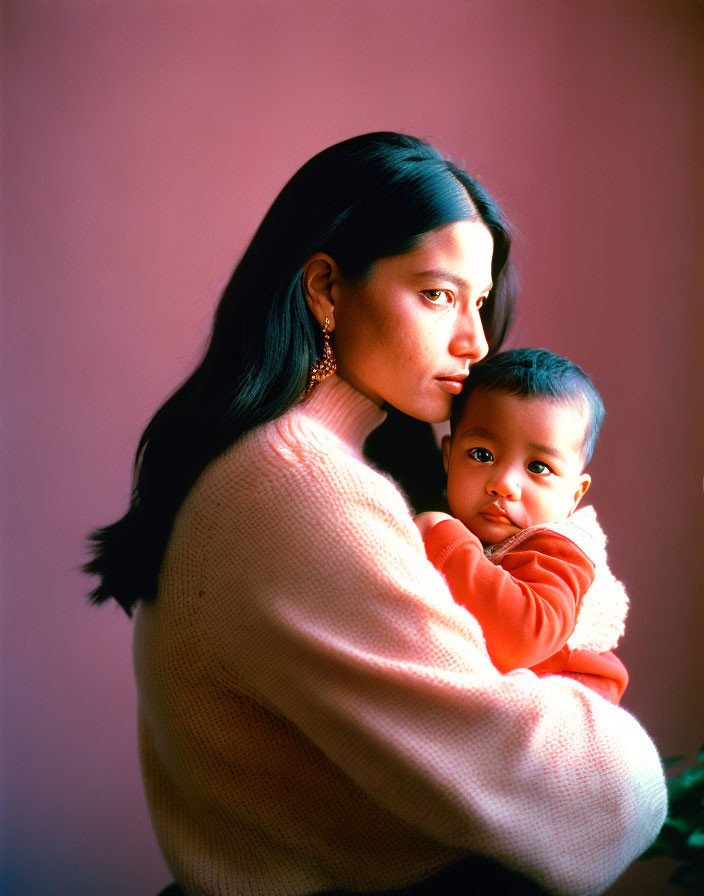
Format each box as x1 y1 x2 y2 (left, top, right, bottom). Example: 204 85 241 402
450 305 489 363
486 467 521 500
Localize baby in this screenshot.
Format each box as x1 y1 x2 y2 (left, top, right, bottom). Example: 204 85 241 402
416 348 629 701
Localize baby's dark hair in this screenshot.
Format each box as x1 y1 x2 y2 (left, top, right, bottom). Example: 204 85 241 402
450 347 605 465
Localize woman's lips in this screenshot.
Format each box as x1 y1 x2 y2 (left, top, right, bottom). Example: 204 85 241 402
435 376 467 395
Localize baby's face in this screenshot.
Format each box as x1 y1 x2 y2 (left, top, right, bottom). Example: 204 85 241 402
443 389 592 545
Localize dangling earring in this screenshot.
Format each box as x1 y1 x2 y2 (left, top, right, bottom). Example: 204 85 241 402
305 317 337 395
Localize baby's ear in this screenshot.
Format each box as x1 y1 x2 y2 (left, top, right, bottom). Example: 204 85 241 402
570 473 591 513
441 435 452 474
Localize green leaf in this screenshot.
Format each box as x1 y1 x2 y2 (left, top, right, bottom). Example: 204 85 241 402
687 828 704 849
682 767 704 787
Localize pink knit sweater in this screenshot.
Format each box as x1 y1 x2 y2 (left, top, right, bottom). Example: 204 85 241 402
133 375 665 896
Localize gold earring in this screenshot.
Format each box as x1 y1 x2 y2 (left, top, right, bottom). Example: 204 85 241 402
305 317 337 395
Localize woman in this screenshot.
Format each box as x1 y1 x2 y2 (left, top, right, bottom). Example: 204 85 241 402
85 133 665 896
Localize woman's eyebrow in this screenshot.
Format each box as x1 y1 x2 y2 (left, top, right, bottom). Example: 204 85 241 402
412 268 493 294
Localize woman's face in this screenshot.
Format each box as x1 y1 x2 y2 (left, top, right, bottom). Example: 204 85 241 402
331 220 494 422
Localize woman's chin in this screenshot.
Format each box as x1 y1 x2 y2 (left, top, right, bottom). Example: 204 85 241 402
388 395 452 425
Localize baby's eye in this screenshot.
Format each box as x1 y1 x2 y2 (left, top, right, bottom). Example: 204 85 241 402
527 460 552 475
422 289 454 306
468 447 494 463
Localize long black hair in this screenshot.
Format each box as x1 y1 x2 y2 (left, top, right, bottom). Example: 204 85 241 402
84 132 516 615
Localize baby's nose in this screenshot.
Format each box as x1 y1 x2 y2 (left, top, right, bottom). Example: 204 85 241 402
486 469 521 499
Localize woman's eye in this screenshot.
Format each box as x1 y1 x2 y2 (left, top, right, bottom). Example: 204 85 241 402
527 461 551 475
422 289 453 305
468 447 494 463
476 295 488 310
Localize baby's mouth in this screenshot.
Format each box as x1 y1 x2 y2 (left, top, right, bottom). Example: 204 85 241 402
480 504 517 527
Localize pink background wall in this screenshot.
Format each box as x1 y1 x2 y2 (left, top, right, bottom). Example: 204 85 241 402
2 1 702 894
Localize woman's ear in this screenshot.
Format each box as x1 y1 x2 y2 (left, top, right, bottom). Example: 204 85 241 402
570 473 591 514
301 253 339 330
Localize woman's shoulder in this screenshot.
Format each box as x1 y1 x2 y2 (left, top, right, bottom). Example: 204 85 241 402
175 386 419 585
196 378 402 517
237 378 388 476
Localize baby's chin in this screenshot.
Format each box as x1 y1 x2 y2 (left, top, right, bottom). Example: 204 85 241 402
465 511 575 546
464 515 524 546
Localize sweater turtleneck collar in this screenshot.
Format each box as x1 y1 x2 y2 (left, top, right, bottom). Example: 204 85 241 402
298 374 387 449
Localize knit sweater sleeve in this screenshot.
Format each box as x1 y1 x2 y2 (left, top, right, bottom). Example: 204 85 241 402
423 518 594 672
201 413 665 896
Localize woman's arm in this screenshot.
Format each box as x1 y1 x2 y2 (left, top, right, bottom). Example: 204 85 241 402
206 428 665 896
